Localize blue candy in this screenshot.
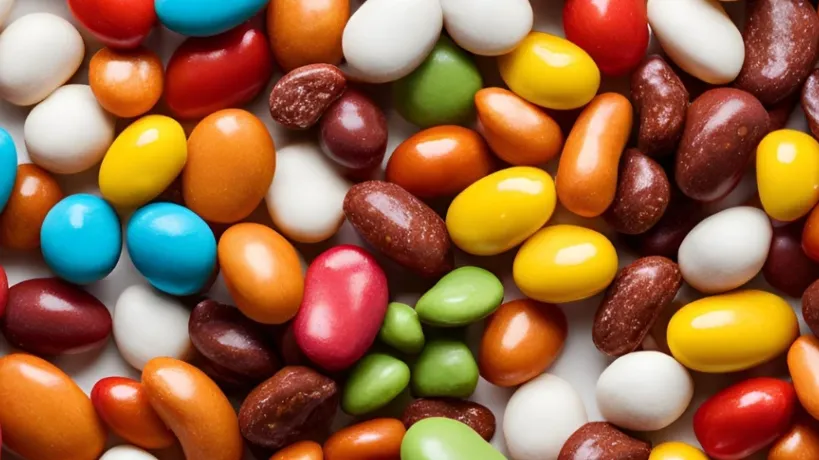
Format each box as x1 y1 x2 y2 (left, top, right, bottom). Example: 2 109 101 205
126 202 216 296
155 0 268 37
0 127 17 214
40 194 122 284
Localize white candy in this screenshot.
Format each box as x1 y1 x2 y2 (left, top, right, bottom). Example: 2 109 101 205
342 0 442 83
266 143 350 243
596 351 694 431
0 0 14 26
503 374 588 460
0 13 84 106
25 85 115 174
113 284 193 371
647 0 744 84
441 0 532 56
100 446 159 460
678 206 772 294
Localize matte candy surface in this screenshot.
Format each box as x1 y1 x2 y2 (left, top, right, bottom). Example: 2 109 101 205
155 0 268 37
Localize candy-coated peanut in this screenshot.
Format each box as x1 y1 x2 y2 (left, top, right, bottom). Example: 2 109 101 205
324 418 405 460
649 442 709 460
787 335 819 421
142 357 243 460
0 164 63 250
267 0 348 71
91 377 175 450
556 93 633 217
270 441 323 460
768 421 819 460
89 47 164 118
513 225 618 304
757 129 819 222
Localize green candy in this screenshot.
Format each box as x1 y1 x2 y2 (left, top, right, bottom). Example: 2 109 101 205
378 302 425 354
393 36 483 128
415 266 503 327
342 352 410 415
412 338 478 398
400 418 507 460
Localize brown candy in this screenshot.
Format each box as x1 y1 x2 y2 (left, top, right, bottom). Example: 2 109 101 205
767 93 799 132
558 422 650 460
763 222 819 298
344 181 453 278
802 69 819 138
768 420 819 460
735 0 819 106
593 256 682 357
238 366 339 451
631 55 689 156
320 89 388 172
803 279 819 336
604 149 670 235
627 193 703 260
675 88 769 202
401 398 496 441
0 164 63 250
269 63 346 129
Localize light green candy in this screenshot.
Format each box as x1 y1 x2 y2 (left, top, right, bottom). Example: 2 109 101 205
342 352 410 415
379 302 425 354
415 266 504 327
400 417 507 460
412 338 478 398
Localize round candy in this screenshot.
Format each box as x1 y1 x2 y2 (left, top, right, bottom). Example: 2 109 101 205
89 47 164 118
154 0 268 37
757 129 819 222
99 445 159 460
649 442 709 460
0 164 63 250
40 194 121 285
0 127 17 214
68 0 156 49
126 202 216 296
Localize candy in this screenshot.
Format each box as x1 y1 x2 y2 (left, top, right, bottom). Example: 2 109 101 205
270 442 323 460
667 290 799 373
763 222 819 297
342 353 410 415
267 0 348 72
513 225 618 303
99 446 159 460
40 194 121 284
0 266 6 319
630 56 688 156
803 280 819 335
415 266 503 327
787 335 819 420
24 85 115 174
440 0 532 56
768 421 819 460
803 70 819 138
324 419 405 460
401 418 506 460
319 89 388 172
757 129 819 222
401 399 496 441
89 47 164 118
0 164 63 250
446 167 556 256
154 0 267 37
558 422 651 460
91 377 174 450
68 0 155 49
379 302 425 355
603 149 670 234
649 442 708 460
0 127 15 214
412 338 478 398
628 194 703 259
268 64 346 129
113 284 193 371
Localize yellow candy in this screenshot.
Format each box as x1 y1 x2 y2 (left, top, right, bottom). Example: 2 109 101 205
649 442 708 460
99 115 187 208
498 32 600 110
757 129 819 222
512 225 617 303
667 290 798 373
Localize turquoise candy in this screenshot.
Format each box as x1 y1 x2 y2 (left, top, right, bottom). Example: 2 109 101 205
154 0 268 37
342 352 410 415
415 266 504 327
379 302 425 354
400 417 507 460
412 338 478 398
0 127 16 213
126 202 216 296
40 194 122 284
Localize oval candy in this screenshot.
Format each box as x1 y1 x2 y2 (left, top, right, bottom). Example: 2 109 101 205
416 266 503 327
91 377 175 450
412 338 479 399
267 0 348 71
440 0 532 56
0 127 16 214
100 446 159 460
603 148 671 235
763 221 819 298
0 164 63 250
787 335 819 422
379 302 425 355
342 353 410 415
401 418 506 460
631 55 688 157
325 418 405 460
68 0 155 49
319 89 388 172
89 47 164 118
155 0 267 37
757 129 819 222
401 399 496 442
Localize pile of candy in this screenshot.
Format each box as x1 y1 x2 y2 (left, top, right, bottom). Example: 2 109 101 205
3 0 819 459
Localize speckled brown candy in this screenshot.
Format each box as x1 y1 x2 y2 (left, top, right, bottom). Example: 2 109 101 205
763 222 819 298
320 89 388 172
558 422 651 460
631 55 688 156
401 398 496 441
804 280 819 336
593 256 682 357
238 366 339 451
269 63 346 129
604 149 670 235
802 70 819 138
675 88 768 202
344 181 453 278
735 0 819 106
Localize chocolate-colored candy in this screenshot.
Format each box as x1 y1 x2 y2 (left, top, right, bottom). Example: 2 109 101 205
558 422 651 460
627 193 704 260
238 366 339 451
767 93 799 132
802 70 819 138
344 181 453 278
805 280 819 337
593 257 682 357
735 0 819 106
320 89 388 171
401 398 496 441
675 88 768 202
604 149 671 235
188 299 280 387
269 64 346 129
631 55 689 156
764 222 819 298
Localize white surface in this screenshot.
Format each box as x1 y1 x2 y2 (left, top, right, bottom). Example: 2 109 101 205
0 1 806 460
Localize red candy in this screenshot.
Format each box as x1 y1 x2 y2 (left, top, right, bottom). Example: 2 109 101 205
68 0 156 49
293 245 389 372
0 265 7 319
694 377 796 460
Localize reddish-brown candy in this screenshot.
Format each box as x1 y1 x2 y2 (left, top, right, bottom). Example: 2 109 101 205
627 193 704 260
320 89 388 172
269 64 346 129
803 70 819 138
593 256 682 357
768 93 799 132
558 422 651 460
604 148 670 235
631 55 688 156
803 203 819 262
344 181 453 277
768 420 819 460
401 398 496 441
0 164 63 250
764 222 819 298
803 279 819 337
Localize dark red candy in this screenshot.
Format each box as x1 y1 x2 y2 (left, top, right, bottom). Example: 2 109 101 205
320 89 388 172
763 221 819 298
0 265 7 319
68 0 156 49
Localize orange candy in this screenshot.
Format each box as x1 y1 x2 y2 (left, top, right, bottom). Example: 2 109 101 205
324 418 405 460
803 204 819 262
385 125 494 198
89 47 164 118
475 88 564 166
142 357 244 460
218 223 304 324
183 109 276 224
270 441 324 460
556 92 633 217
0 164 63 250
0 353 106 460
479 299 568 387
788 335 819 420
769 420 819 460
267 0 349 71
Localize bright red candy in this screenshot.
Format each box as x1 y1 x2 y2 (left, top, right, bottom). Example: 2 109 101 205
694 377 796 460
293 245 389 372
0 265 7 319
165 22 274 119
68 0 156 49
563 0 649 76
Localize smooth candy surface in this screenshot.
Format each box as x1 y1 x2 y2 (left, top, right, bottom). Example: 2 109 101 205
0 265 7 319
768 420 819 460
325 418 405 460
649 442 708 460
379 302 425 355
0 164 63 250
440 0 532 56
89 47 164 118
0 127 15 214
603 149 671 235
99 446 159 460
270 442 323 460
412 338 478 398
267 0 348 71
155 0 267 37
68 0 156 49
342 353 410 415
788 335 819 422
763 221 819 298
558 422 651 460
320 89 388 172
757 129 819 222
401 399 496 442
415 266 503 327
91 377 174 450
401 418 507 460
